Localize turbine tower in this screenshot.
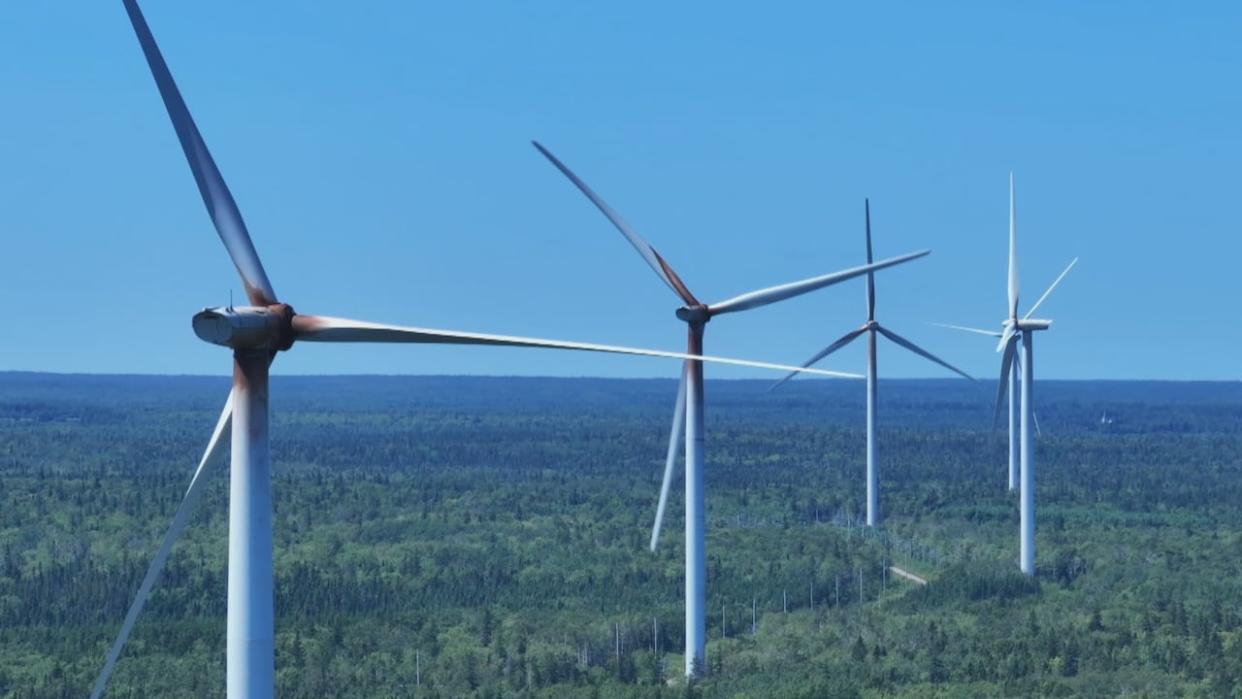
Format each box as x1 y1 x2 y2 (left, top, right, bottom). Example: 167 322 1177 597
937 174 1076 576
93 4 861 698
771 200 972 528
533 143 929 677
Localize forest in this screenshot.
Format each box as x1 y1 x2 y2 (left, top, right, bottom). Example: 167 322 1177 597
2 372 1242 698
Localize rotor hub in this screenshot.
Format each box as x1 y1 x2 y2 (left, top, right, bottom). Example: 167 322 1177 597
675 305 711 324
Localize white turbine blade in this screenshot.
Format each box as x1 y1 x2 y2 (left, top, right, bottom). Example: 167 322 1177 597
927 322 1002 338
1008 172 1018 319
1033 410 1043 437
531 141 699 306
707 250 929 317
1023 257 1078 320
768 325 868 392
993 336 1018 427
122 0 277 306
875 325 974 381
291 315 863 378
995 325 1016 353
651 365 687 551
90 392 233 699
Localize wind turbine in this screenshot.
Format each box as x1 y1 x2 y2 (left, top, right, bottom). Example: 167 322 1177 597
532 142 929 677
770 199 972 528
937 174 1076 576
92 3 860 698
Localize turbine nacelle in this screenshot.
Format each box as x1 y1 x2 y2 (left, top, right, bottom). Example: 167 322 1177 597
193 304 296 351
1000 318 1052 332
1015 318 1051 332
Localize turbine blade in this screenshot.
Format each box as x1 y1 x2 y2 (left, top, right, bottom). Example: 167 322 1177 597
927 322 1002 338
1008 172 1018 320
122 0 277 306
291 315 863 378
531 141 698 306
1023 257 1079 320
707 250 929 317
875 325 974 381
993 336 1018 427
865 199 876 321
90 392 233 699
1033 410 1043 437
995 325 1016 353
651 365 687 551
768 325 868 391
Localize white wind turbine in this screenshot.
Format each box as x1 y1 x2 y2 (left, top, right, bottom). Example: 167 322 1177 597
770 199 972 528
533 143 929 677
937 174 1076 576
91 3 860 698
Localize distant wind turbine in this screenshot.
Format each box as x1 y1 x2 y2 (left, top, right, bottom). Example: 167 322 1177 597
937 174 1077 576
533 142 929 677
91 4 863 698
771 199 972 528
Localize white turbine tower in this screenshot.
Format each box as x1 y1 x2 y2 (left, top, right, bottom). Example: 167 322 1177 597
91 4 864 698
937 174 1076 576
532 143 930 677
770 199 972 528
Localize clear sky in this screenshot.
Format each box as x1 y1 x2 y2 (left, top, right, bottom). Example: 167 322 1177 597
1 2 1239 380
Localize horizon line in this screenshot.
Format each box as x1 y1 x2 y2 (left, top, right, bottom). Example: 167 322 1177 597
0 370 1237 385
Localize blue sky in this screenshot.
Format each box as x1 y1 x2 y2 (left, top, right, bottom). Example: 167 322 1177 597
1 2 1239 380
